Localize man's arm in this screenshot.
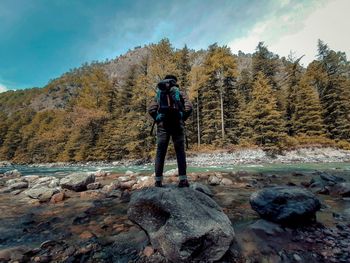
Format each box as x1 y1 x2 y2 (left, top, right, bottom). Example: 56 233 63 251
148 96 159 121
180 90 193 121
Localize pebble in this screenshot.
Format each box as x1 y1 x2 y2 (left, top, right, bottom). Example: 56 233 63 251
125 170 134 176
63 246 76 257
80 190 106 199
79 231 95 239
119 180 136 189
220 178 233 186
87 182 102 190
208 175 220 185
143 246 154 257
305 237 314 243
50 192 65 203
293 253 302 262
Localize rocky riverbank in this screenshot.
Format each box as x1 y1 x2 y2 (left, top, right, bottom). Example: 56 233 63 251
0 165 350 262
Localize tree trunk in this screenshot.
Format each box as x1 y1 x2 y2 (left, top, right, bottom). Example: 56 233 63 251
197 96 201 146
220 86 225 140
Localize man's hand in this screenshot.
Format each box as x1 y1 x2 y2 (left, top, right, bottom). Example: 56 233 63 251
156 113 165 123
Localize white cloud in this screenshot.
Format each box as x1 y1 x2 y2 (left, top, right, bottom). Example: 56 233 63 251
0 83 8 93
229 0 350 66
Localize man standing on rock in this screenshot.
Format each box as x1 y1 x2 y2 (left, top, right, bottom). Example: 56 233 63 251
148 75 193 187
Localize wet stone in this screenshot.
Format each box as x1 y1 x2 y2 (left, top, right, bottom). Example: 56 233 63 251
73 214 90 225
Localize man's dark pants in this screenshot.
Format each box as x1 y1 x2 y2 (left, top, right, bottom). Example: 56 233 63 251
155 121 187 182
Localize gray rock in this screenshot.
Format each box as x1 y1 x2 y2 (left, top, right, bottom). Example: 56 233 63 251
22 175 40 183
0 180 28 193
102 182 120 193
309 172 345 191
119 180 136 189
293 253 302 262
9 181 28 191
30 176 60 189
249 219 284 236
0 161 12 168
0 187 11 194
94 170 109 177
190 182 214 197
87 182 102 190
318 172 345 184
343 208 350 219
128 185 235 262
125 170 135 176
5 178 26 186
60 173 95 192
334 208 350 221
117 176 131 182
208 175 220 185
24 187 59 202
250 186 321 225
11 189 23 195
220 178 233 186
106 189 123 198
3 169 21 178
309 180 329 195
0 246 30 262
292 172 305 177
330 183 350 197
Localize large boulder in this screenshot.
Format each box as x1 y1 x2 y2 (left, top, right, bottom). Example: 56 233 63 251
24 187 59 202
60 173 95 192
307 172 346 194
318 172 345 184
127 185 234 262
189 182 213 197
30 176 60 189
250 186 321 225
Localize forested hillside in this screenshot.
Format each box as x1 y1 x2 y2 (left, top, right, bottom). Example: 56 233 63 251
1 39 350 163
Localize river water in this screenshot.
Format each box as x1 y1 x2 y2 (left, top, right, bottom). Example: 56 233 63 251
1 162 350 178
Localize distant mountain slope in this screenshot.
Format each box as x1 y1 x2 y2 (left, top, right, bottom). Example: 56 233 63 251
0 46 271 115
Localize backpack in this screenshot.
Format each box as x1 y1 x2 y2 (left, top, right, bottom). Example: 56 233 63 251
156 80 184 123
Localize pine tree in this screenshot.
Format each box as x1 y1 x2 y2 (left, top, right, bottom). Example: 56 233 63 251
188 65 206 146
252 42 279 89
284 55 304 136
0 110 36 160
105 77 118 114
236 69 253 103
292 77 325 136
0 112 8 147
176 44 191 92
118 65 138 114
241 72 285 151
200 44 238 145
148 38 179 84
308 40 350 141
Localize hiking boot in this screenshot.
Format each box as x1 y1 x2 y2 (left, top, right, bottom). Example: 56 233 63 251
178 179 190 188
155 181 163 187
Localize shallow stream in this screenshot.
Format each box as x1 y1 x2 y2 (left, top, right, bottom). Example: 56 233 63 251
1 162 350 178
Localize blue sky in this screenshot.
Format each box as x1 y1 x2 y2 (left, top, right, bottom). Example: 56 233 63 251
0 0 349 92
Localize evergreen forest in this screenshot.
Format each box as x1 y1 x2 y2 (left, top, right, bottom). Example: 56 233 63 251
1 39 350 163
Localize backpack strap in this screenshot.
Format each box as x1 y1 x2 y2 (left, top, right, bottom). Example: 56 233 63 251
170 87 180 101
156 89 161 104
